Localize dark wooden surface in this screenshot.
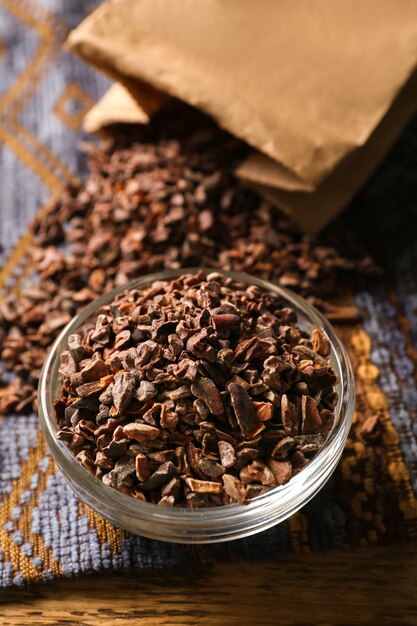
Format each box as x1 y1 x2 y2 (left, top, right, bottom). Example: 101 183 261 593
1 544 417 626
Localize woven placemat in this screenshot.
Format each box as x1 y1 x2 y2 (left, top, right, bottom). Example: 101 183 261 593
1 0 417 589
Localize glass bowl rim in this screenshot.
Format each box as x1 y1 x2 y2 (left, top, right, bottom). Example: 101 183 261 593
38 267 355 527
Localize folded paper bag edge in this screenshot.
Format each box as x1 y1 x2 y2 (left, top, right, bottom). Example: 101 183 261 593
250 67 417 234
67 0 417 191
80 77 316 193
67 17 325 189
236 153 315 193
84 83 150 133
67 0 417 233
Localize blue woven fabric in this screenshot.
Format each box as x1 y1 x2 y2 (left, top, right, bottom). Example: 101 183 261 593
1 0 417 589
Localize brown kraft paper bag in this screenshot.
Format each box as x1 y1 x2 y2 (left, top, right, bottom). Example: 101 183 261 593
68 0 417 232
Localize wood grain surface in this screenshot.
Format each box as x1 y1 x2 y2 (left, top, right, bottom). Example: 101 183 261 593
2 544 417 626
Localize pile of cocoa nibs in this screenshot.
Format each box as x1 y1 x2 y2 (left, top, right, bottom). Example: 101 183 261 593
0 105 378 417
54 270 337 507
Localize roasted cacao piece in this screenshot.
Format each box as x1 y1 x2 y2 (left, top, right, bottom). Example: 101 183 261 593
191 377 224 416
229 382 257 435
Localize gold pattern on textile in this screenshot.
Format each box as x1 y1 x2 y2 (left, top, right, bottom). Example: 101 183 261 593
0 432 62 583
342 326 417 543
79 500 125 554
0 0 77 192
53 82 95 130
287 511 310 553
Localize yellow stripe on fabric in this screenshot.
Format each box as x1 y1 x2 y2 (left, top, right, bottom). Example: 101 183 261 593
79 501 125 555
0 125 64 192
13 432 62 577
0 0 67 115
8 120 79 188
0 0 53 114
0 0 77 191
0 196 60 294
0 229 33 292
0 430 62 584
346 326 417 541
287 512 309 554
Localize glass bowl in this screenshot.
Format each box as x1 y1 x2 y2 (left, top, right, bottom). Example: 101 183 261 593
38 268 355 544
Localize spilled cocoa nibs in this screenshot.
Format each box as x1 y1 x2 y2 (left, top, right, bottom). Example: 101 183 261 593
55 270 338 507
0 105 378 418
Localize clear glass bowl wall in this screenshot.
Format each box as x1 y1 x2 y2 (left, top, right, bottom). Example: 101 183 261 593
38 269 355 544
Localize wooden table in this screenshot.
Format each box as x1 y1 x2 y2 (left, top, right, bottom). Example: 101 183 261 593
2 544 416 626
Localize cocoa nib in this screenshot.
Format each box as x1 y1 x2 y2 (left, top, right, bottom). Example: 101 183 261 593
191 377 224 415
211 314 241 333
228 383 257 435
54 269 337 508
